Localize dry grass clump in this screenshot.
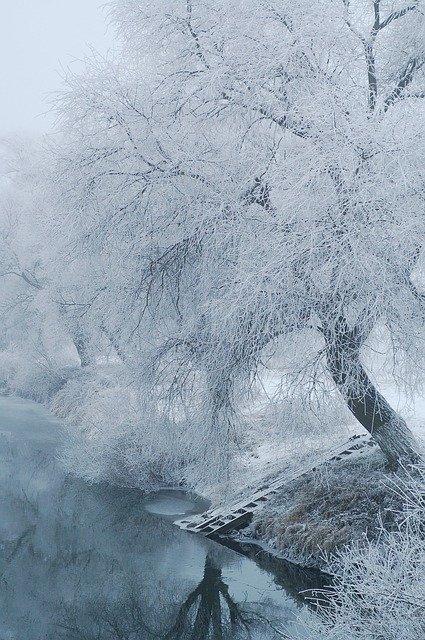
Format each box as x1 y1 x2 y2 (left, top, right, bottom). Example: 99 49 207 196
290 464 425 640
250 452 404 568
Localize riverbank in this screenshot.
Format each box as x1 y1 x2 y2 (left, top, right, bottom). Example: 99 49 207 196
243 448 410 570
1 391 424 639
1 359 424 575
289 462 425 640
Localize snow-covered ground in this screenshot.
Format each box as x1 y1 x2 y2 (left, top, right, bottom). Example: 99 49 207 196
202 363 425 508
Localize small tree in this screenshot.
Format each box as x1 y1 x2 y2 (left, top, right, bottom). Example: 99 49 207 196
54 0 425 467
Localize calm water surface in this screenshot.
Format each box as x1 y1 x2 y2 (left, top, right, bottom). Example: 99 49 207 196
0 395 324 639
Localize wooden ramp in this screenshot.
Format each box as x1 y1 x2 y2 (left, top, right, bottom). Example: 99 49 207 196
174 434 375 537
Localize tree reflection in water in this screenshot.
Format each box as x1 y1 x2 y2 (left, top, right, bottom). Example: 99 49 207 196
0 397 310 640
164 554 258 640
56 552 284 640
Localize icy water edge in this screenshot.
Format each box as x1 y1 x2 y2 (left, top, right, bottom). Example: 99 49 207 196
0 395 327 639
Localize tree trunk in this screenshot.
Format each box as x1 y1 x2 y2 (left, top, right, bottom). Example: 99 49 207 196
72 332 92 368
324 318 422 468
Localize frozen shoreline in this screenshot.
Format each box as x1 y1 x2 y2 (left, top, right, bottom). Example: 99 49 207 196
2 379 424 574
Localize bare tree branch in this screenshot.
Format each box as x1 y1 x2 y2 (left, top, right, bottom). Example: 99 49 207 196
384 57 425 110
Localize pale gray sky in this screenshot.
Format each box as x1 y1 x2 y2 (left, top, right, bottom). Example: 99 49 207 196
0 1 113 135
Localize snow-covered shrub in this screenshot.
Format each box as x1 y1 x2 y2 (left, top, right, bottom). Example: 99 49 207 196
53 365 228 490
290 466 425 640
0 348 77 403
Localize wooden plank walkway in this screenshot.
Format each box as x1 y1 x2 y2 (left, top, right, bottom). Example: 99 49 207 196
174 434 375 537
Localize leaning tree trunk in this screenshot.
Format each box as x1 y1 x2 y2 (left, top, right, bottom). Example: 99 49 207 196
324 317 422 468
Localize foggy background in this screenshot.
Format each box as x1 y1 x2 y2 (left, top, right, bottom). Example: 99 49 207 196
0 1 112 135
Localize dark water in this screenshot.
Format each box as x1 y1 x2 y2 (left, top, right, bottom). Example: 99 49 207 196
0 396 326 639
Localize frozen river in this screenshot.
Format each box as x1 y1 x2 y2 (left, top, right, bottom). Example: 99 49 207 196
0 395 324 639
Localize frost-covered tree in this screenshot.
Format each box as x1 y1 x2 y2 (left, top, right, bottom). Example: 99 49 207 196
53 0 425 467
0 138 100 397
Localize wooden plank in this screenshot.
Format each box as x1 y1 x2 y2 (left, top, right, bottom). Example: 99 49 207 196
174 434 375 536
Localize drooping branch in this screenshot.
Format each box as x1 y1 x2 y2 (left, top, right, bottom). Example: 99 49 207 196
0 269 43 290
